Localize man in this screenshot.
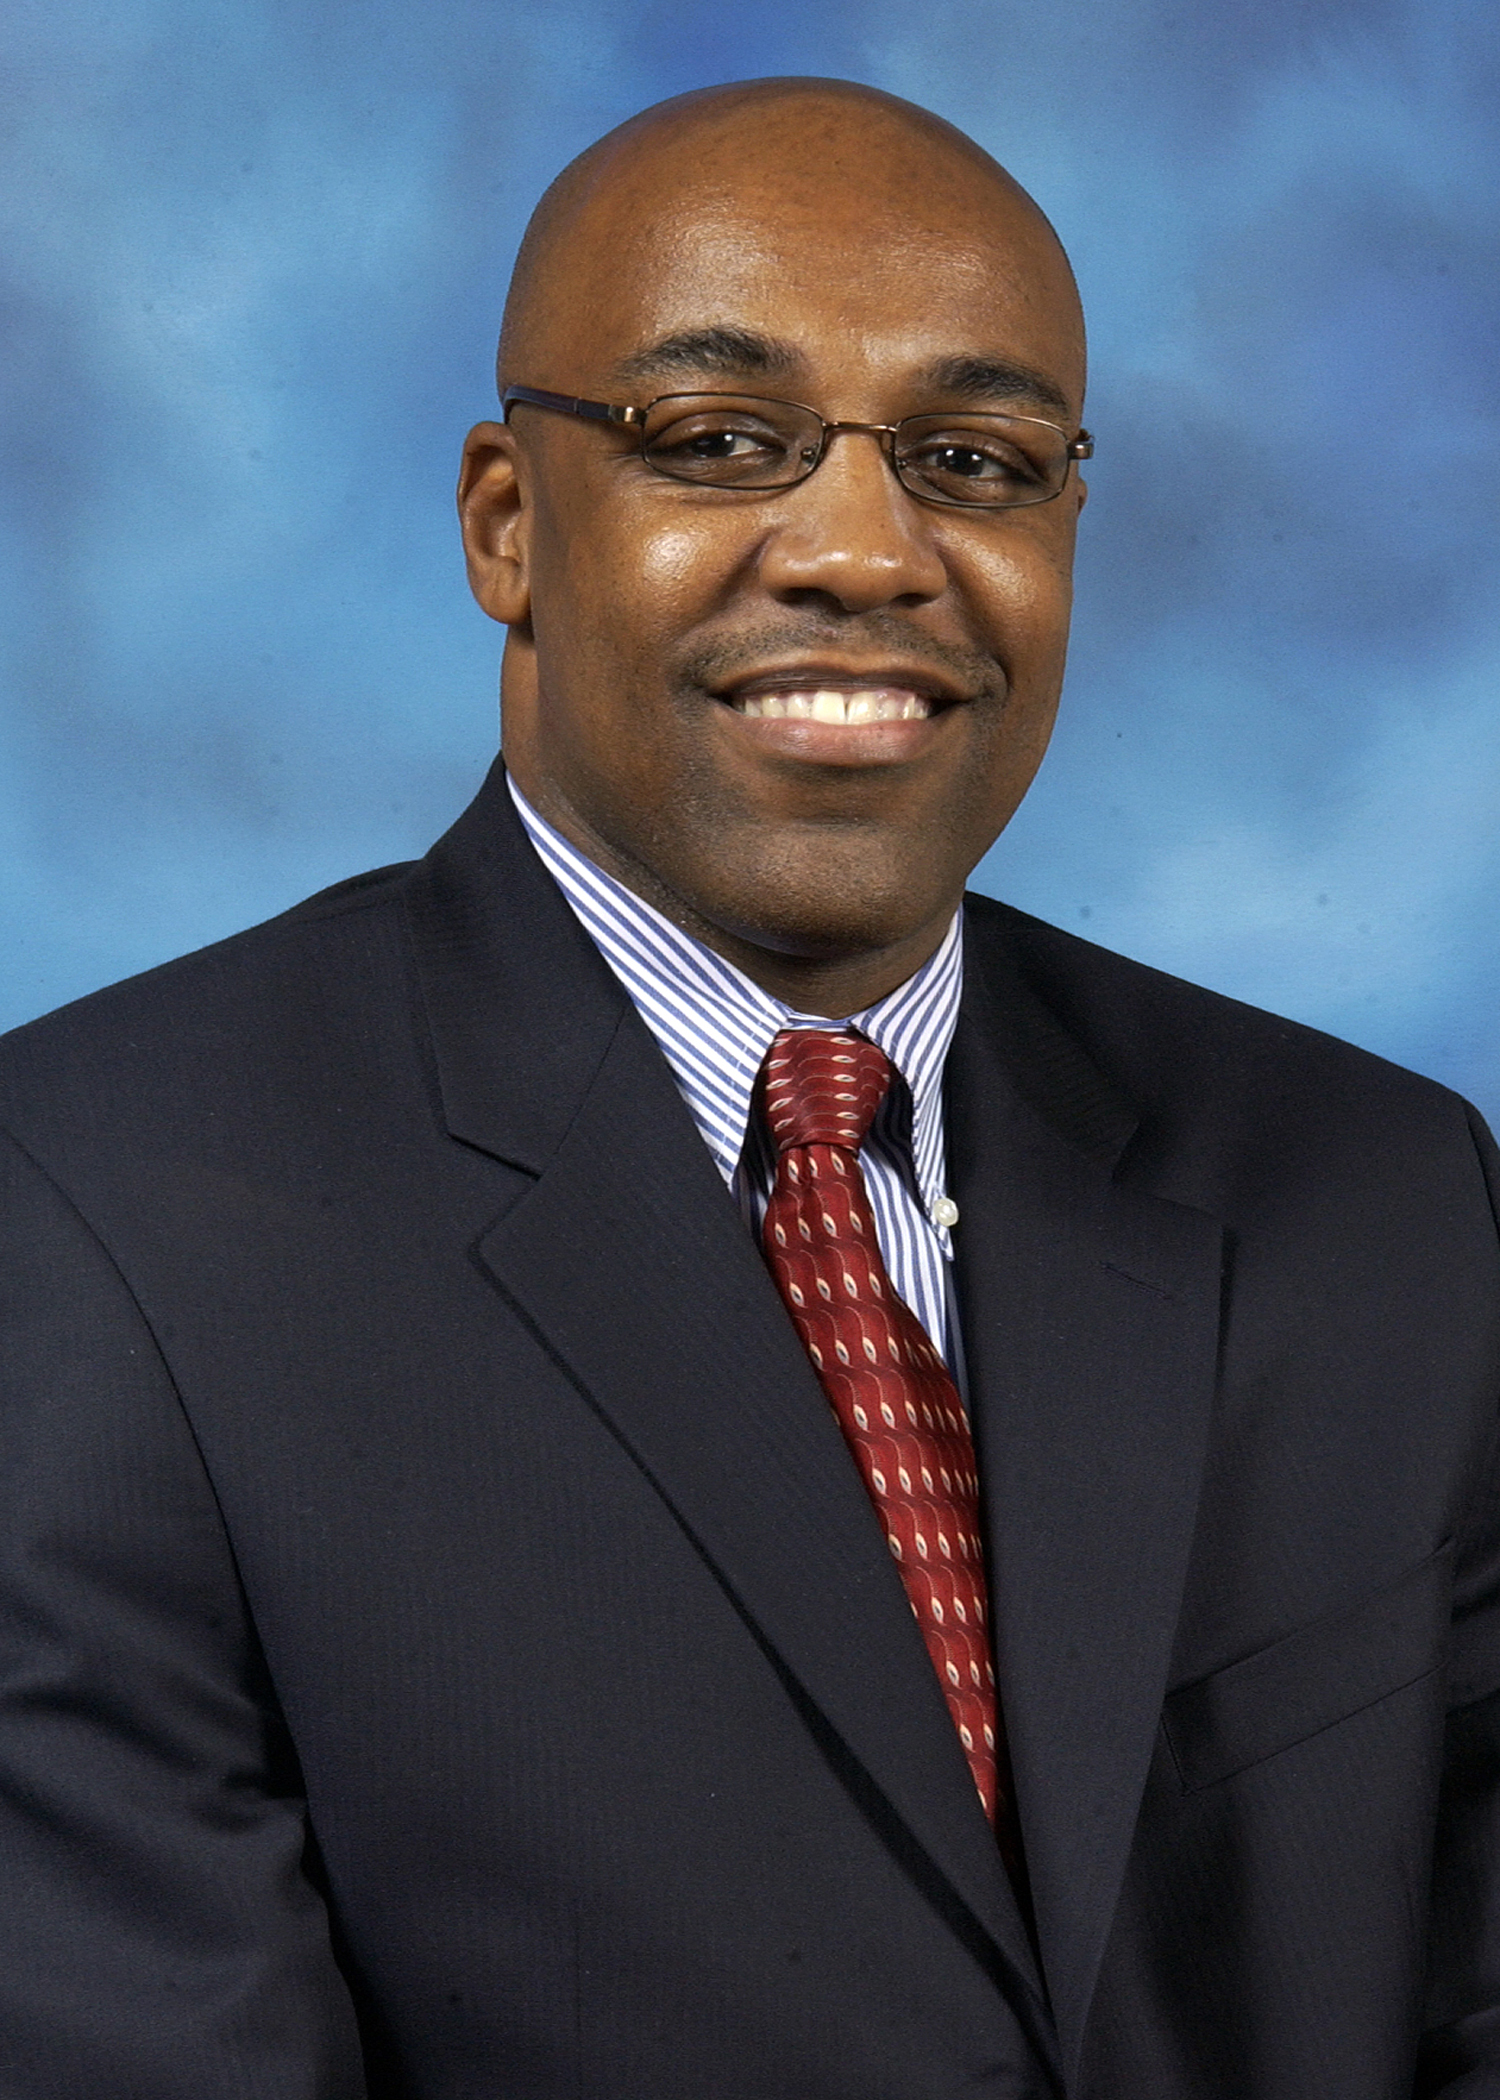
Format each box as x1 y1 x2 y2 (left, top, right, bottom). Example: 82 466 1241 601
0 74 1497 2099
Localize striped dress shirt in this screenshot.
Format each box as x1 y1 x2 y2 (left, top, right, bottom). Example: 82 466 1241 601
508 776 964 1359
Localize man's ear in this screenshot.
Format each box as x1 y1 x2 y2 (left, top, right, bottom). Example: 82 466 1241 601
458 421 531 626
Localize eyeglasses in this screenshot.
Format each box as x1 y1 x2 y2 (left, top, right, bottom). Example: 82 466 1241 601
501 385 1093 510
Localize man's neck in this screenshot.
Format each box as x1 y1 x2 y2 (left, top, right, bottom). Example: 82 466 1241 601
670 918 954 1019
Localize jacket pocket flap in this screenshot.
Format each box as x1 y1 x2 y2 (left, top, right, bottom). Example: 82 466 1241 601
1164 1540 1454 1791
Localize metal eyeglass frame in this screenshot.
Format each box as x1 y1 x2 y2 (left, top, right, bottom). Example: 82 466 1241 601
501 384 1094 510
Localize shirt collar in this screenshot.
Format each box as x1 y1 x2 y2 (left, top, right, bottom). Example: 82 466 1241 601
506 773 963 1201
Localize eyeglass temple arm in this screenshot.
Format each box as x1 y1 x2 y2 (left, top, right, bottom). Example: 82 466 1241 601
501 385 645 427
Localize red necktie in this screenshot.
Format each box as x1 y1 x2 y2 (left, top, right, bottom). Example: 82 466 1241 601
759 1027 1015 1852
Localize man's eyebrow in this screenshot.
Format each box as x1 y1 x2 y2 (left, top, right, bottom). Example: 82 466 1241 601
611 334 1075 419
613 327 804 387
919 354 1074 418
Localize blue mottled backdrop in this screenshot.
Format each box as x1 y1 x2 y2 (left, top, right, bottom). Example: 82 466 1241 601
3 1 1497 1114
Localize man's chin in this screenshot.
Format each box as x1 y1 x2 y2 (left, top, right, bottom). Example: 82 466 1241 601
560 802 974 1000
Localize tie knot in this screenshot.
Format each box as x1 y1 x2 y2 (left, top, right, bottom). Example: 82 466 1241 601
761 1029 892 1154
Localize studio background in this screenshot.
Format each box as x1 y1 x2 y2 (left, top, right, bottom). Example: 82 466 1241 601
3 1 1497 1119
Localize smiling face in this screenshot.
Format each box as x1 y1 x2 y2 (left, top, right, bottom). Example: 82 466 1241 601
459 82 1087 1013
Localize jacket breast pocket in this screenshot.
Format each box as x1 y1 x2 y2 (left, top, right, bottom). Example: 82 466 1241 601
1163 1539 1455 1792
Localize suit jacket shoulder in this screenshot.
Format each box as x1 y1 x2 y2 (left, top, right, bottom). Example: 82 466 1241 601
958 885 1498 1206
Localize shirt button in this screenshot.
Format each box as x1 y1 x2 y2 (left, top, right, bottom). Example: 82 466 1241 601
932 1196 959 1229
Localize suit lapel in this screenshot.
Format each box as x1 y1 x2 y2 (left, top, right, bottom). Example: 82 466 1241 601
949 920 1225 2084
402 769 1055 2056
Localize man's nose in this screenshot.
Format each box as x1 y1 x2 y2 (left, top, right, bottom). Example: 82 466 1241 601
755 428 948 612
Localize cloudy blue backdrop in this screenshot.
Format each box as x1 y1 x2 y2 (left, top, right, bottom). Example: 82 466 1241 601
4 0 1498 1116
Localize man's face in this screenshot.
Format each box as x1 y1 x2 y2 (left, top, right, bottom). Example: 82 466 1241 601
461 131 1086 1007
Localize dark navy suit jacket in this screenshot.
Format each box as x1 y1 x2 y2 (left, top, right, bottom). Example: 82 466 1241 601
1 757 1498 2097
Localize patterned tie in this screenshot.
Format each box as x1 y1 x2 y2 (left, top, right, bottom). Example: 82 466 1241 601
759 1027 1013 1849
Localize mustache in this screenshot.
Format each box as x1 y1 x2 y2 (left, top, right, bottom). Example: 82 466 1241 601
677 616 1005 698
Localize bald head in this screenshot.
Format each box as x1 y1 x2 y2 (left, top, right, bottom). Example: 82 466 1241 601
497 78 1084 407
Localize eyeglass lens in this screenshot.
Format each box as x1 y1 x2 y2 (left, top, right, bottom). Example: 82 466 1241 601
638 394 1072 508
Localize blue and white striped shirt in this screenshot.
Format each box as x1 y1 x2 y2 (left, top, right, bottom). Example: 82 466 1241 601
508 776 964 1359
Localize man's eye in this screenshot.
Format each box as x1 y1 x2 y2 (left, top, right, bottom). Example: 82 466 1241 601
933 445 1001 478
652 419 784 459
904 437 1038 485
682 428 763 459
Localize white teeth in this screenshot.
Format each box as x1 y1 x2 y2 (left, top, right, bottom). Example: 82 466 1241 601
735 687 933 723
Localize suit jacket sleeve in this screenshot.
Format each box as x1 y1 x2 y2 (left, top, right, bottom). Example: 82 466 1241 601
0 1128 367 2098
1419 1107 1500 2094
